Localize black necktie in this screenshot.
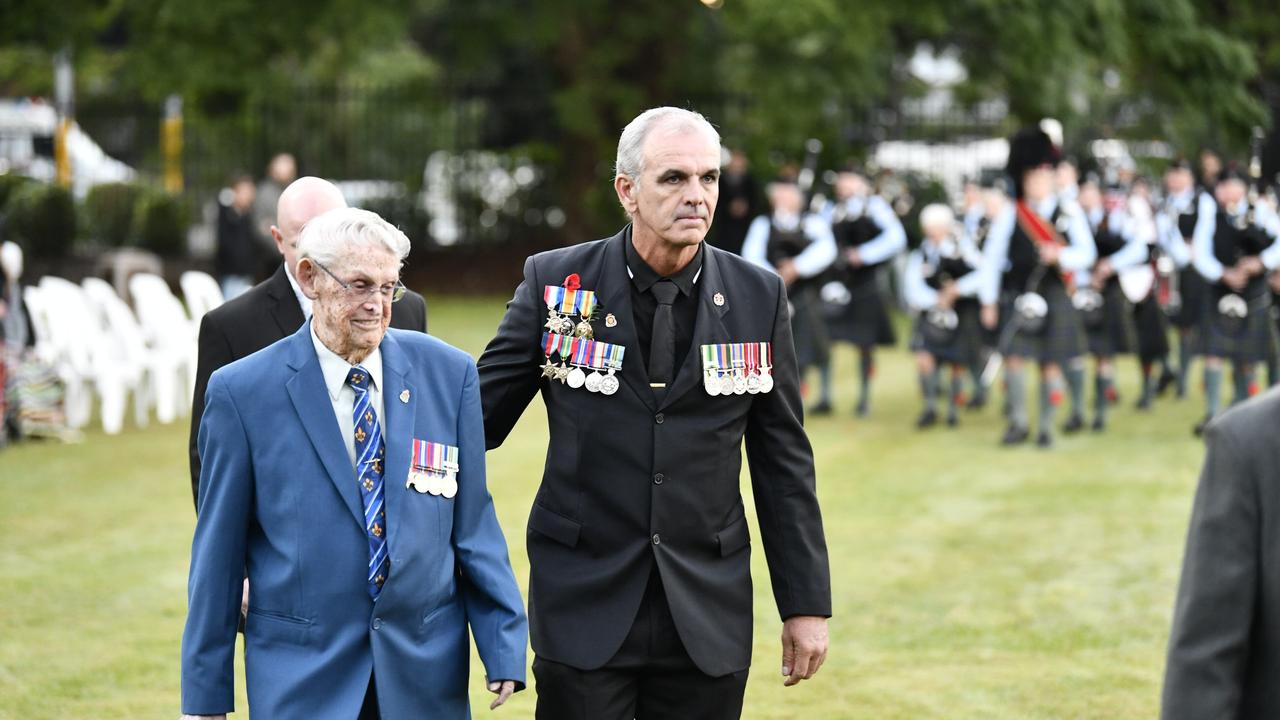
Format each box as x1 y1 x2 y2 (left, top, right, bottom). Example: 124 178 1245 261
649 280 679 386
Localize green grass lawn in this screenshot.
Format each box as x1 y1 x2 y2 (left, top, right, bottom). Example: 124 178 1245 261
0 295 1208 719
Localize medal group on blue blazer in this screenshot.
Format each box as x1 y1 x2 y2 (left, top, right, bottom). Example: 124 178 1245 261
718 144 1279 445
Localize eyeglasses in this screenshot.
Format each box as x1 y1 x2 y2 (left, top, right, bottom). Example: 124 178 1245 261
311 259 407 303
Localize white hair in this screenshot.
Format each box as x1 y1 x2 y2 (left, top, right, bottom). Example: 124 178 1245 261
615 107 721 181
296 207 411 271
919 203 955 232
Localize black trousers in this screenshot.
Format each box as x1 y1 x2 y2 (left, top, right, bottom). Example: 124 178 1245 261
533 569 749 720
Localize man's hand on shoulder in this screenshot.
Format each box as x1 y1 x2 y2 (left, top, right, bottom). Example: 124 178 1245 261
487 680 516 710
781 615 829 687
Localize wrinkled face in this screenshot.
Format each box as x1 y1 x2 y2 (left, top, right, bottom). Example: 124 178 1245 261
770 184 804 215
306 244 399 358
616 125 721 249
1022 166 1054 202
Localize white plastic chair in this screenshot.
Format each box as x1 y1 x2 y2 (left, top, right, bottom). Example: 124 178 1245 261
35 277 105 431
129 273 197 420
81 277 164 431
180 270 225 322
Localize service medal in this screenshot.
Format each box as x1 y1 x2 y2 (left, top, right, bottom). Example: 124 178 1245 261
600 371 620 396
758 373 774 394
567 367 587 389
575 320 594 338
427 471 444 496
585 370 603 393
441 472 458 499
718 374 735 396
746 373 761 394
704 371 721 396
733 374 748 395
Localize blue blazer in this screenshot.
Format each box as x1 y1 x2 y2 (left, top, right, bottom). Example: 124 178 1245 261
182 323 527 718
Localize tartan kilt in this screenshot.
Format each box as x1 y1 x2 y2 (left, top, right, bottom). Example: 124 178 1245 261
788 285 832 370
1085 280 1135 357
1170 267 1209 329
1199 287 1274 363
908 300 984 366
1000 282 1087 365
1133 293 1171 362
825 278 897 348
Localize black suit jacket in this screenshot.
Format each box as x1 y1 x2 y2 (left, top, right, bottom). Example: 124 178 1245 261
188 264 427 507
1163 387 1280 719
478 228 831 677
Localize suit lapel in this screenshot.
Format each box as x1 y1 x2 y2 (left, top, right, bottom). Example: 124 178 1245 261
660 244 731 410
592 229 657 411
376 333 416 553
266 265 306 337
283 323 366 531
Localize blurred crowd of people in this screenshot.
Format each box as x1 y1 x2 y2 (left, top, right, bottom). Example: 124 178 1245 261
711 130 1280 448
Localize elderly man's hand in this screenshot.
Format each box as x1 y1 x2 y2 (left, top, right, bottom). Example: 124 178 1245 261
781 615 828 687
487 680 516 710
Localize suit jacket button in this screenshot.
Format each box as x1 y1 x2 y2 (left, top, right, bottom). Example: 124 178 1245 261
654 413 665 424
653 473 664 485
652 533 661 546
372 618 383 630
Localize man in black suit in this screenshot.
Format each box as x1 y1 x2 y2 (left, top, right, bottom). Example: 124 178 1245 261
1162 387 1280 719
189 176 428 508
479 107 831 720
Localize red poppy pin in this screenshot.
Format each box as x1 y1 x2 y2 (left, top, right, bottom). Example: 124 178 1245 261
564 273 581 291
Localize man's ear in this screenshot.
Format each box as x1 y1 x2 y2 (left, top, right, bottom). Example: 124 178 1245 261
614 174 638 215
270 226 285 252
295 258 320 299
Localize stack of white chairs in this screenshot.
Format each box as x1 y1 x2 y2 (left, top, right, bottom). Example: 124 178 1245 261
129 272 197 422
82 277 178 430
30 277 116 432
180 270 225 323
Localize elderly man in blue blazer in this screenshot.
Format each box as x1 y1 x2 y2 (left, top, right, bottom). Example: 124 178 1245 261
181 207 527 719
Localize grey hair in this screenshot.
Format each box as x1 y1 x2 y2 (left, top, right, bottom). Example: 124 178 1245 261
615 107 721 181
919 203 955 232
296 207 411 271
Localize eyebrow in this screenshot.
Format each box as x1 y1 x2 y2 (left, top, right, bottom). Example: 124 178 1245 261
658 168 721 179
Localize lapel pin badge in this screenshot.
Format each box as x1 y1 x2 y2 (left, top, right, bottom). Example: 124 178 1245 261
605 313 618 328
713 292 725 307
399 389 410 403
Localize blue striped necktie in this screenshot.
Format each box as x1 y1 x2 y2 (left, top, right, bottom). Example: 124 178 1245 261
347 365 389 598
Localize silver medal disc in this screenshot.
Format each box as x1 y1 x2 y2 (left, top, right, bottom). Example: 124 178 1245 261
427 472 444 496
746 374 761 394
733 375 748 395
441 472 458 499
585 371 603 393
600 373 620 396
719 375 735 396
704 372 721 396
758 373 774 393
560 317 576 335
567 367 587 389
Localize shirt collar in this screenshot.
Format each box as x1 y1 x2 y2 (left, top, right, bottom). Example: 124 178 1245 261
624 229 703 297
310 321 383 402
285 263 313 321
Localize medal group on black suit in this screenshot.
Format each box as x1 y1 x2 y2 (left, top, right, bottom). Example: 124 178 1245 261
729 126 1280 447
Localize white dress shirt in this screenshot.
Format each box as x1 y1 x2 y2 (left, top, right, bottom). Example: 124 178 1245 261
311 323 385 469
